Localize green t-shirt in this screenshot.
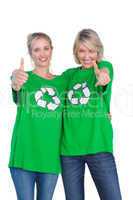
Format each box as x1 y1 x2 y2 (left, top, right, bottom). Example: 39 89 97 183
9 71 66 174
61 60 114 155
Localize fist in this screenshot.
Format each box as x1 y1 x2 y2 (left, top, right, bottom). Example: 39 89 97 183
11 58 28 91
93 61 111 86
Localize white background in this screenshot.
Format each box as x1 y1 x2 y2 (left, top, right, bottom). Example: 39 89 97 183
0 0 132 199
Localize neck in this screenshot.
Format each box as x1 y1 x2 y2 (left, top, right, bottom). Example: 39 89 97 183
34 66 49 75
81 65 93 69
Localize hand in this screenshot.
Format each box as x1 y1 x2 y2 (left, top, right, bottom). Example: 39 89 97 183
11 58 28 91
93 61 111 87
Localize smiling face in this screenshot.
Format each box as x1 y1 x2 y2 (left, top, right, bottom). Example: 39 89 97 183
76 42 98 68
30 37 52 69
73 29 104 68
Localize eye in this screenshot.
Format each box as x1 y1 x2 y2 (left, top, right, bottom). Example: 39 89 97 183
44 46 50 51
33 48 40 52
78 49 85 53
89 49 95 53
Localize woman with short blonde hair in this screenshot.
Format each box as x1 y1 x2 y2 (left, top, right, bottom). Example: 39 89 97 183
73 29 104 63
61 29 122 200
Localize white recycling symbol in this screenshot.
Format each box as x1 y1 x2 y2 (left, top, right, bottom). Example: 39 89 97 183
35 87 60 111
68 82 90 105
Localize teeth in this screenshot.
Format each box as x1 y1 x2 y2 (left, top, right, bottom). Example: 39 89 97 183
84 59 92 63
39 58 47 62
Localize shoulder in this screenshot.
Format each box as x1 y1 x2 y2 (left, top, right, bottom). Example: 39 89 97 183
98 60 113 73
98 60 113 69
63 67 79 74
61 66 80 77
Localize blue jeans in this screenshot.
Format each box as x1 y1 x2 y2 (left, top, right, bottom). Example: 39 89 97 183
10 168 58 200
61 153 122 200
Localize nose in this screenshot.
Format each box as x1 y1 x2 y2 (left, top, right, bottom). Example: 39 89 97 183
85 52 91 58
40 50 46 57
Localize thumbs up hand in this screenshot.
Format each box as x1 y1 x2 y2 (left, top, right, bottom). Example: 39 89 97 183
93 61 111 87
11 58 29 91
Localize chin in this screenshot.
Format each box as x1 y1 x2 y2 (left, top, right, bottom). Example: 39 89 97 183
83 64 92 68
38 63 48 68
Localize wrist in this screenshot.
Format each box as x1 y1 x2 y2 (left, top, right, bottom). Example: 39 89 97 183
11 82 21 91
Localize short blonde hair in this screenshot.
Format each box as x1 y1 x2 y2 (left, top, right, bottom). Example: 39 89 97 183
73 29 104 64
27 32 53 56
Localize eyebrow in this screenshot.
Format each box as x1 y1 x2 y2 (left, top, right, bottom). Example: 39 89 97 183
33 45 50 49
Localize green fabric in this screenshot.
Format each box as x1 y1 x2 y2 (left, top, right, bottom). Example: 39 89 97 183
12 89 19 104
9 71 66 174
61 60 114 155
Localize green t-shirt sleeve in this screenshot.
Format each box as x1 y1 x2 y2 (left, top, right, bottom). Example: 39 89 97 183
98 61 114 113
12 89 18 104
12 89 23 105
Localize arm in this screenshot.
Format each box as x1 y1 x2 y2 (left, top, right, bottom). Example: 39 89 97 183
95 61 114 114
11 58 28 104
93 61 112 87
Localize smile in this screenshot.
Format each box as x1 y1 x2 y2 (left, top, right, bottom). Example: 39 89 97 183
39 58 48 62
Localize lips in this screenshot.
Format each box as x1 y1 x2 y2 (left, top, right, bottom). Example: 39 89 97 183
39 58 48 62
83 59 92 65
